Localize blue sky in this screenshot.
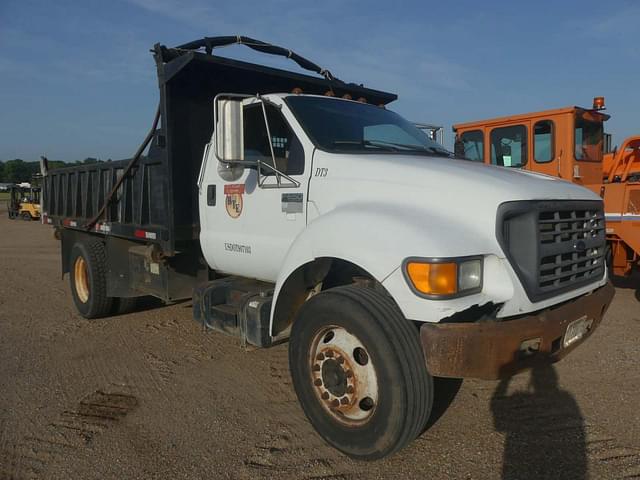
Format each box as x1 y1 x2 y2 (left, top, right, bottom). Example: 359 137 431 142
1 0 638 161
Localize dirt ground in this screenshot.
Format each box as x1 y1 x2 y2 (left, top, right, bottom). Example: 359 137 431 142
1 215 639 480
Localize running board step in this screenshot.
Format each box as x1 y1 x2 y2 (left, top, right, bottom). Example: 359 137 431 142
193 276 275 347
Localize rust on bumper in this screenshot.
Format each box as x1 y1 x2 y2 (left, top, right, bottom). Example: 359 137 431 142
419 282 615 380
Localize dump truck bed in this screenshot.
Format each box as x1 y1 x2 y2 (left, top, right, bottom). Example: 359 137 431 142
42 38 397 256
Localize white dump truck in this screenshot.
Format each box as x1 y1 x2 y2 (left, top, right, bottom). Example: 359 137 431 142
42 36 614 459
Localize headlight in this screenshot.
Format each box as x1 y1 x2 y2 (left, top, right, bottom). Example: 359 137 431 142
403 256 483 299
458 259 482 291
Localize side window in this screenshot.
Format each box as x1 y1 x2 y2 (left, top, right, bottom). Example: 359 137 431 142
574 115 603 162
534 120 554 163
458 130 484 162
243 103 304 176
490 125 527 168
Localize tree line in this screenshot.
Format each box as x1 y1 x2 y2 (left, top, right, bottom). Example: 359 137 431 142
0 158 106 184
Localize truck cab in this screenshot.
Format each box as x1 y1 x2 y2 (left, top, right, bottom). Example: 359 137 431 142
199 87 614 395
453 99 610 186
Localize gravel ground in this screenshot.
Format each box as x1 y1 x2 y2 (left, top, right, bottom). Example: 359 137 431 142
1 215 639 480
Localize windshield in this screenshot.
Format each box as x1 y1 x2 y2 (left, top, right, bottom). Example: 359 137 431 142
575 113 604 162
285 96 452 156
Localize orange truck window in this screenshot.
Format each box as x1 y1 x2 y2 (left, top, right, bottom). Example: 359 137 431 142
575 114 603 162
534 120 554 163
459 130 484 162
490 125 527 168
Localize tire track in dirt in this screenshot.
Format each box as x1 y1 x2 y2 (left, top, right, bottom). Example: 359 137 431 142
588 438 640 479
0 390 138 480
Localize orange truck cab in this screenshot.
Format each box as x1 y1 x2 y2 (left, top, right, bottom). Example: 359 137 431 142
453 98 639 277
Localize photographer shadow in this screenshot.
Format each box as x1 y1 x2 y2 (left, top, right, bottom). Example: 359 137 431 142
491 363 588 480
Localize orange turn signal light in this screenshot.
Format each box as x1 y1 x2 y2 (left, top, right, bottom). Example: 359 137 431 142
406 262 457 296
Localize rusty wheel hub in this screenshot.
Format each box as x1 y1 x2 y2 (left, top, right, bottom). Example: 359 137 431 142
309 326 378 425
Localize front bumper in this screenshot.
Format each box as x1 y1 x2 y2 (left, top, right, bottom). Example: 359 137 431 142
419 282 615 380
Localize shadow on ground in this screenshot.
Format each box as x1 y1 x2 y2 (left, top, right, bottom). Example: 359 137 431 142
611 271 640 302
491 364 587 480
424 377 463 430
111 296 189 317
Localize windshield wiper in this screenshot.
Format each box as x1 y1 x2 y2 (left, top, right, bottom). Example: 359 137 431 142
333 139 454 156
425 146 455 157
333 140 399 152
363 140 412 151
369 140 454 157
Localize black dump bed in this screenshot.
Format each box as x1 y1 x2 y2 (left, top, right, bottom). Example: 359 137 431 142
42 36 397 256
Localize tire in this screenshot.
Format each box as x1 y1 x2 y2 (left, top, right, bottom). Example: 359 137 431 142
69 240 113 318
111 297 137 315
289 285 433 460
605 244 615 278
21 212 31 221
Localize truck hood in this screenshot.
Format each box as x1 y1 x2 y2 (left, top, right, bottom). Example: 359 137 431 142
309 150 602 259
316 151 600 202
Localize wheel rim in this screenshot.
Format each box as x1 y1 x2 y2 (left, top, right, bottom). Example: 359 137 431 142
309 326 378 425
74 256 90 303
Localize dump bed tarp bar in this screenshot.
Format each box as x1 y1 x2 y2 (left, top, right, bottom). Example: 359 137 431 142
154 36 397 105
174 35 338 81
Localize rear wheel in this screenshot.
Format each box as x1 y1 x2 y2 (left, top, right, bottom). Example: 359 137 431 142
21 212 31 221
69 240 112 318
289 285 433 460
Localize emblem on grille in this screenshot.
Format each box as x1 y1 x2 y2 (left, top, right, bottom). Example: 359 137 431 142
573 240 587 252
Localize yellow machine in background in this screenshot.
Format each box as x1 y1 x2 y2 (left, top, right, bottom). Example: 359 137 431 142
8 185 41 220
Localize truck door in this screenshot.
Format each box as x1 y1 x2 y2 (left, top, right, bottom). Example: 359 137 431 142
200 99 311 282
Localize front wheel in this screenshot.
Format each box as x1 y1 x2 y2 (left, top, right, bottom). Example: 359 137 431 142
21 212 31 221
289 285 433 460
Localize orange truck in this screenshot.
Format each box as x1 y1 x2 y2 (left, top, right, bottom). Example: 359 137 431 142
453 98 640 277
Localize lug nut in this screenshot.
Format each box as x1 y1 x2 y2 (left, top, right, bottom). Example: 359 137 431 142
312 364 320 372
346 386 354 394
321 392 330 400
345 370 353 378
331 399 340 407
316 353 325 361
337 356 344 364
314 378 322 386
326 350 334 358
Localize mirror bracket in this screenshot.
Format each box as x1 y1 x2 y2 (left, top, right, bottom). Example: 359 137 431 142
213 93 300 189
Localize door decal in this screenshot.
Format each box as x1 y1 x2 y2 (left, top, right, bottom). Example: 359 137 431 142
224 184 245 219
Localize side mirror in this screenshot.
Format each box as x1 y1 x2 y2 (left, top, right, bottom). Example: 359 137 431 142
454 139 465 158
215 98 244 162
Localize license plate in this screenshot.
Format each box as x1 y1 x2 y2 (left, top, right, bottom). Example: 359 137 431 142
563 315 593 348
